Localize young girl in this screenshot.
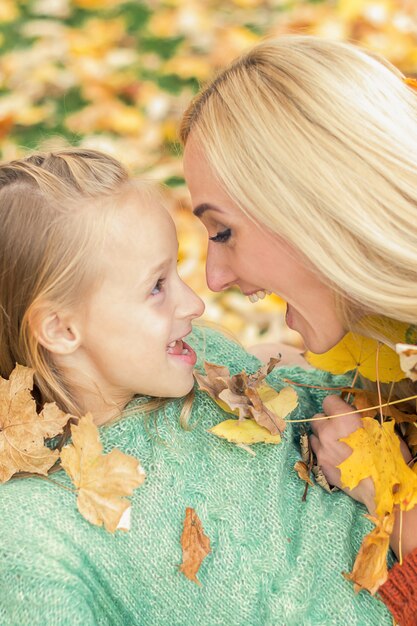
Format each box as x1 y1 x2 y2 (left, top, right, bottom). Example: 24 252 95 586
0 149 391 625
181 35 417 625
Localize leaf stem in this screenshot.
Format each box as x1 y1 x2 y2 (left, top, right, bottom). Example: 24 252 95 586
286 394 417 423
34 475 76 494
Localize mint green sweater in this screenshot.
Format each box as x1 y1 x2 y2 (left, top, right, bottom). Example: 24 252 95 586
0 328 391 625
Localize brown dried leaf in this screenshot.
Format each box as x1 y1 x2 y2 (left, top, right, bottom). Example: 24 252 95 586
342 387 417 423
193 362 230 398
402 423 417 455
294 461 314 487
60 413 145 533
179 507 211 585
0 364 70 482
299 432 338 494
195 360 295 435
344 513 395 595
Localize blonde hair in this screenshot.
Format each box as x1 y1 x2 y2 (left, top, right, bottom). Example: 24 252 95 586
181 36 417 338
0 148 132 414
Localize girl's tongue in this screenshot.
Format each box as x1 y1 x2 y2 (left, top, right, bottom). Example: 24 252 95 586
167 339 184 355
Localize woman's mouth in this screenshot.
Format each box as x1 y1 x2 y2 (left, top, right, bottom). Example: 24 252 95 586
166 339 197 366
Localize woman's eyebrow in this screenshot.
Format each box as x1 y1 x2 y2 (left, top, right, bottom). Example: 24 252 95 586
193 203 224 217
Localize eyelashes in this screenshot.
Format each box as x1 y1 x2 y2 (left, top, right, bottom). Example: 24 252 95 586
151 278 165 296
209 228 231 243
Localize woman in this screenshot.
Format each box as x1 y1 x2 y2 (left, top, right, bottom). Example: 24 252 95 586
181 35 417 625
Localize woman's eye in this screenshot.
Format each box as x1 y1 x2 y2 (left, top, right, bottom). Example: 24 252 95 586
151 278 165 296
209 228 231 243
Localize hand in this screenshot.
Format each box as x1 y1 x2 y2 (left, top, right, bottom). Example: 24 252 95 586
311 395 417 559
309 395 376 512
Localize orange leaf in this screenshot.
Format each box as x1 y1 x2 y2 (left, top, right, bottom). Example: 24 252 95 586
0 364 70 482
60 414 145 532
344 513 395 595
179 507 211 585
294 460 314 486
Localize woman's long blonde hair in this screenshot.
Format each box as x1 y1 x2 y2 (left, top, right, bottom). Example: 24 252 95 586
181 36 417 339
0 149 131 415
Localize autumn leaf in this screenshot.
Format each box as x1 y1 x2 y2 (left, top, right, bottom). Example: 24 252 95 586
396 343 417 381
299 431 336 494
341 387 417 423
403 423 417 455
338 418 417 516
209 418 282 445
194 359 297 435
294 461 314 487
179 507 211 585
344 513 395 595
0 364 70 482
306 333 405 383
60 413 145 533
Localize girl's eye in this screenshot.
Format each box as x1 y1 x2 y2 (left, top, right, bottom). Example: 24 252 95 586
151 278 165 296
209 228 231 243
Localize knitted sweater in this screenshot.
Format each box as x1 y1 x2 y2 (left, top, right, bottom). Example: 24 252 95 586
0 328 393 626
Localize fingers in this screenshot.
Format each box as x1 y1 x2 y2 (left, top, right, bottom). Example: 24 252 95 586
322 394 355 417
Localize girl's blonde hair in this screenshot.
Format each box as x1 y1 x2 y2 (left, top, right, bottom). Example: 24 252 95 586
0 148 131 414
181 35 417 337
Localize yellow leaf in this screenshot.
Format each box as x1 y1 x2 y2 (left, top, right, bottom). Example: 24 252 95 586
0 364 70 482
306 333 405 382
259 384 298 420
338 418 417 516
209 418 281 445
344 513 395 595
60 414 145 532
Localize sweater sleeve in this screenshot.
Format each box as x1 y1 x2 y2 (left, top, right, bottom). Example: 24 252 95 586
378 548 417 626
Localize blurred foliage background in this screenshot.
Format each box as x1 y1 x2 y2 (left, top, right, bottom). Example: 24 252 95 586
1 0 417 347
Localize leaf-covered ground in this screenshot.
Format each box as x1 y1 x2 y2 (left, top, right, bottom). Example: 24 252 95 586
1 0 416 344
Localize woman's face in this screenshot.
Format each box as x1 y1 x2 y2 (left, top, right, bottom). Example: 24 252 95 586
183 137 346 353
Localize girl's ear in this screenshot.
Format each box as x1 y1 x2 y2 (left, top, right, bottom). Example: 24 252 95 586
29 305 82 355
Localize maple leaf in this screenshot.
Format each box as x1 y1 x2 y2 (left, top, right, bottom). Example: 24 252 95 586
179 507 211 585
209 418 282 445
396 343 417 381
338 418 417 516
344 512 395 595
305 333 405 383
194 359 296 435
0 364 70 483
60 413 145 533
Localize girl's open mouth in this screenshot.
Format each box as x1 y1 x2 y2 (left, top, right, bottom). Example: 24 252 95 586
166 339 197 366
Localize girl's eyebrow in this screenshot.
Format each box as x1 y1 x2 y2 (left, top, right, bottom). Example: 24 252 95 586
193 203 224 217
140 259 170 289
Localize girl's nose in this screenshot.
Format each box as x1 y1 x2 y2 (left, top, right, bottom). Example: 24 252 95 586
182 283 205 320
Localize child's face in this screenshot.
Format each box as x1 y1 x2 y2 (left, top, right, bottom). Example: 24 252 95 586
77 187 205 403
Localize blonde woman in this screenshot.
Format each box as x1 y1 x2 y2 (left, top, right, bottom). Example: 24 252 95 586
0 149 392 624
181 35 417 626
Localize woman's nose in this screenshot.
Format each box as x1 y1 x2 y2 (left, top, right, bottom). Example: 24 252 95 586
205 245 235 292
